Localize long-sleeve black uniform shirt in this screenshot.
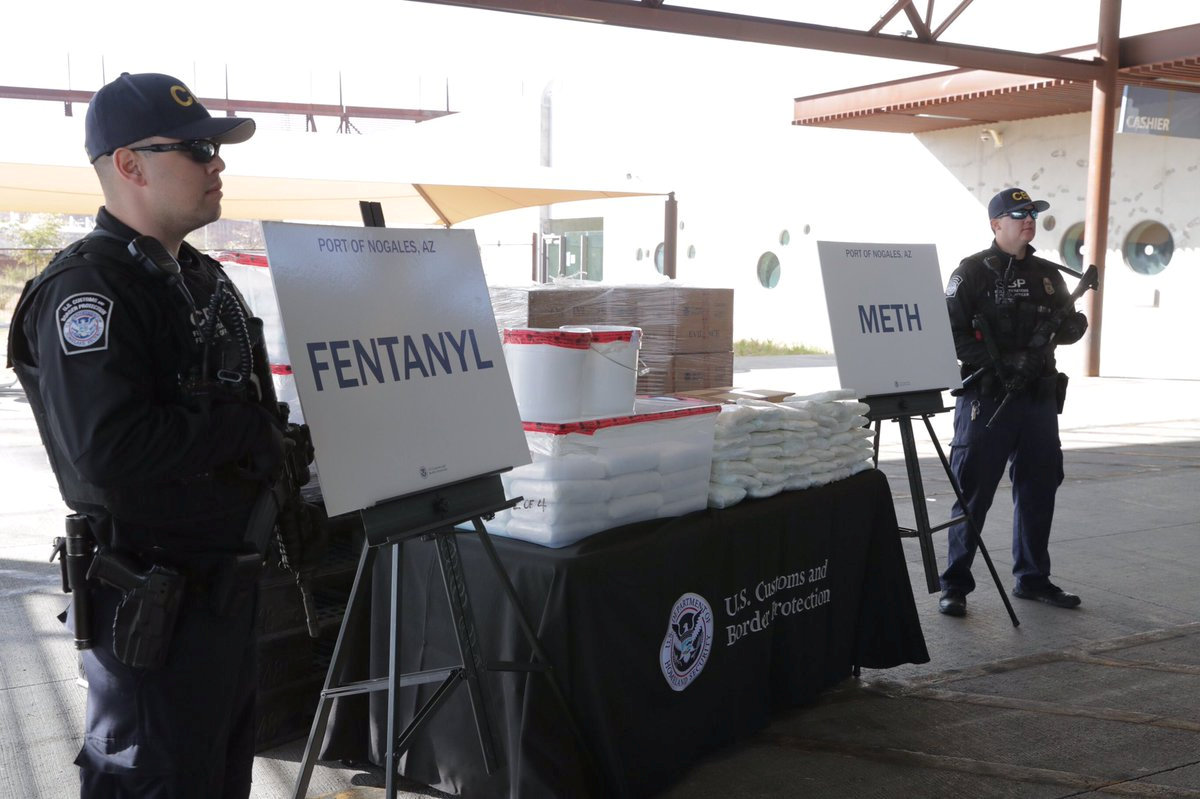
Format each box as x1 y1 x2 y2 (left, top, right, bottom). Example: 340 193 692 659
10 208 280 552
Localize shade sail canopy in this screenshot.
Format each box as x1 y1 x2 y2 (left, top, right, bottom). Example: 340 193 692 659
0 161 661 226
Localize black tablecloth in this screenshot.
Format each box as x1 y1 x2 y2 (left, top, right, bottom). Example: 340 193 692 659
320 468 928 798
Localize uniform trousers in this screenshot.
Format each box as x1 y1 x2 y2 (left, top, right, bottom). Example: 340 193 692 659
74 580 258 799
940 385 1064 595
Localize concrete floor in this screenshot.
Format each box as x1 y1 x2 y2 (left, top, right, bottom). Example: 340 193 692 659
2 360 1198 798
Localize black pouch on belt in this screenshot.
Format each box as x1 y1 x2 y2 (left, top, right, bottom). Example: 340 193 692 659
1055 372 1069 414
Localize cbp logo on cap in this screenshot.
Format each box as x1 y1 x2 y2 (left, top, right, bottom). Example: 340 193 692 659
660 592 713 692
169 85 195 107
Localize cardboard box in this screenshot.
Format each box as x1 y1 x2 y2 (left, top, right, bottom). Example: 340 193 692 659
636 351 733 395
489 285 613 333
673 352 734 393
490 285 733 355
632 287 733 354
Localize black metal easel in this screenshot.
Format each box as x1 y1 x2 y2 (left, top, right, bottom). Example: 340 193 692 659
290 472 595 799
864 389 1019 627
290 202 598 798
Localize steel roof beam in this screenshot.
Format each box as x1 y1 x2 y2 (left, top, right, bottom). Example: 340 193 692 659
0 85 454 123
408 0 1103 82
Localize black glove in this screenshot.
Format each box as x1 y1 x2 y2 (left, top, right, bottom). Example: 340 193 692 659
999 349 1044 392
1056 311 1088 345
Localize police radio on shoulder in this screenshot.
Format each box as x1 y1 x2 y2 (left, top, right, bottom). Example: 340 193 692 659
128 235 182 279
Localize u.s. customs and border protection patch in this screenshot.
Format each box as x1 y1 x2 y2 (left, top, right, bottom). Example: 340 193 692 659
1044 277 1056 295
946 275 963 298
660 592 714 692
57 292 114 355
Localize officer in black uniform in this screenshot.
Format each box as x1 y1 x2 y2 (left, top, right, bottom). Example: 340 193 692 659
937 187 1089 618
6 73 284 798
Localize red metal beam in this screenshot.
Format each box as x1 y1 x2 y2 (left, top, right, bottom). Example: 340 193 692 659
901 2 933 42
868 1 909 36
0 86 454 123
406 0 1104 82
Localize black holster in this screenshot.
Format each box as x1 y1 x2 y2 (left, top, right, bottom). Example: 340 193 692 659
1055 372 1069 414
88 550 186 670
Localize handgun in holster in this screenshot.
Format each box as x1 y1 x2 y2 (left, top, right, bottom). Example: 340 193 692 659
87 549 186 670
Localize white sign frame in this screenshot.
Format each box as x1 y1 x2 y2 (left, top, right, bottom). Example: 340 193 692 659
816 241 961 399
262 222 530 517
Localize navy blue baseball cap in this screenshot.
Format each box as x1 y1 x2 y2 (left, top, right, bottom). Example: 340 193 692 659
85 72 255 163
988 187 1050 219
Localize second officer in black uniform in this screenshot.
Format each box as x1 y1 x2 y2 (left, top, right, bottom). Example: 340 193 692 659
7 72 284 798
937 187 1089 618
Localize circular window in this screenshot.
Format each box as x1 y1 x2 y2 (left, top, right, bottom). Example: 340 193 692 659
756 252 781 289
635 248 643 261
802 224 811 235
687 244 696 259
654 243 665 274
1060 222 1086 272
1123 220 1173 275
779 230 791 246
1041 214 1056 232
679 220 686 231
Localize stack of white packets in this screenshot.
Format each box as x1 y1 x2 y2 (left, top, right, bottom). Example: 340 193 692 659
707 389 875 509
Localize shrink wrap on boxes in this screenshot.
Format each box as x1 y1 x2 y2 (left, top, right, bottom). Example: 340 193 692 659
489 283 734 394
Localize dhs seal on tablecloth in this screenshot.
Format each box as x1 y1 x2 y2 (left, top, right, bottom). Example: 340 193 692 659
56 293 114 355
660 592 714 692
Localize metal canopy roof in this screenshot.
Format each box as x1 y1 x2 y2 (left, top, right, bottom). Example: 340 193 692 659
407 2 1198 136
793 22 1200 132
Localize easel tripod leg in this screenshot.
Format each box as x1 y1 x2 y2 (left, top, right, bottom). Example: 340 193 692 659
897 416 941 593
921 416 1020 627
385 543 403 798
434 531 500 773
292 543 377 799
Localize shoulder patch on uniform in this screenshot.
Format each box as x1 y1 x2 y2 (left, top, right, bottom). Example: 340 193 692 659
946 275 963 298
56 293 114 355
1043 277 1055 295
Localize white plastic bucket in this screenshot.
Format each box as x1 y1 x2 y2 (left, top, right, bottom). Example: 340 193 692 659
503 328 592 422
562 325 643 418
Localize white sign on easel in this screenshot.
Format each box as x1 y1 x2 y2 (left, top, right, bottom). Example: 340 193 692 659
816 241 961 398
262 222 530 517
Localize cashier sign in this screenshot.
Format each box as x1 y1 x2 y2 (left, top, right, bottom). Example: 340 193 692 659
262 222 530 517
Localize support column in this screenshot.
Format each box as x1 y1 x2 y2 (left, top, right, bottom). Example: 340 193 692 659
1081 0 1121 376
664 192 678 279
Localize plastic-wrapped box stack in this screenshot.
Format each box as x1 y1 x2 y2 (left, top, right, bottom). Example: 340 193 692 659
482 399 721 547
489 283 734 395
707 389 875 509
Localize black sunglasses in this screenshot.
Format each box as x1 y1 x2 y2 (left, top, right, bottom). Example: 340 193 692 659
1001 208 1038 220
126 139 220 164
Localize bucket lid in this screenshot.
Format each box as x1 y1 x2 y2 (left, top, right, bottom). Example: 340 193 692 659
503 328 591 349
